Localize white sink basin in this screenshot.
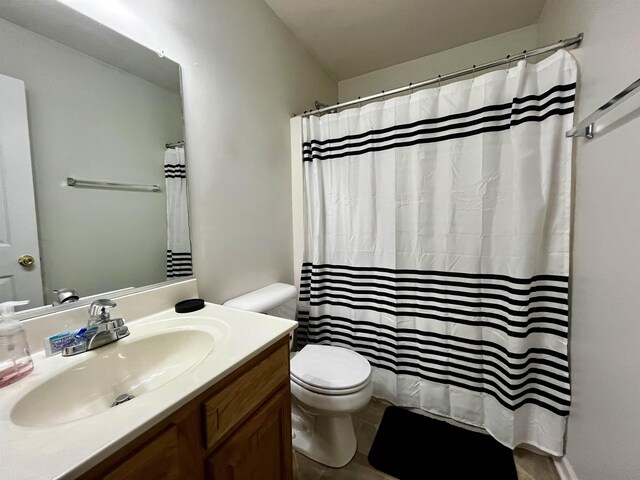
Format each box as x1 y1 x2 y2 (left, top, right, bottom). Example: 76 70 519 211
11 320 223 428
1 296 297 480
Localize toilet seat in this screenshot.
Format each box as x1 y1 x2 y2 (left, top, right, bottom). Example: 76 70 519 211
290 344 372 395
291 374 370 395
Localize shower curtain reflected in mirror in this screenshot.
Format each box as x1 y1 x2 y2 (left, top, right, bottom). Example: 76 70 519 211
164 146 193 278
297 50 577 455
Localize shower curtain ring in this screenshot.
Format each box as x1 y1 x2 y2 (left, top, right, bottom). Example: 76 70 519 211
506 54 511 71
409 82 414 95
358 96 362 108
437 75 442 89
472 65 476 79
523 50 528 62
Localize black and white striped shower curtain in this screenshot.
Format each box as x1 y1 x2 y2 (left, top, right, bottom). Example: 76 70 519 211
164 146 193 278
297 50 576 455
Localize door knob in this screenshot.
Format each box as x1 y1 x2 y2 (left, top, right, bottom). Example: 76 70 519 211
18 255 35 267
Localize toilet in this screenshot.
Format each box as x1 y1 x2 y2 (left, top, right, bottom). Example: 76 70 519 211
224 283 373 468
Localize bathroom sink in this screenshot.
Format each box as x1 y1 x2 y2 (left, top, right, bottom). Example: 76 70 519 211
11 325 218 428
0 294 297 480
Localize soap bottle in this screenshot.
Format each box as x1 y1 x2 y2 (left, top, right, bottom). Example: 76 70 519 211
0 300 34 388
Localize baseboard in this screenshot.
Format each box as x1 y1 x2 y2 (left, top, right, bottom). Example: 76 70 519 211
553 455 578 480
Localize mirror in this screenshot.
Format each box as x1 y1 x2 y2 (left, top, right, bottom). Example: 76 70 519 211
0 0 190 313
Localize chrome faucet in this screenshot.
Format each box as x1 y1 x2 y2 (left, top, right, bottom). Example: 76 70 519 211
52 288 80 306
62 299 130 356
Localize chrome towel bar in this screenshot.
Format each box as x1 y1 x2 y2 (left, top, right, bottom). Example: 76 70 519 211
67 177 161 192
566 77 640 139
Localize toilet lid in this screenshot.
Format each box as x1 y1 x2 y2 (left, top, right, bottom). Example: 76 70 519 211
290 344 372 393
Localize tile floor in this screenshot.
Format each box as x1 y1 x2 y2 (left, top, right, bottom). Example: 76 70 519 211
294 398 561 480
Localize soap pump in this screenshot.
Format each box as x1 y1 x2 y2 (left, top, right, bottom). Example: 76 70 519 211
0 300 34 388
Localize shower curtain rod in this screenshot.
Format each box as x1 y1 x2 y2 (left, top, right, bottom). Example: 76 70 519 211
165 141 184 149
299 33 583 118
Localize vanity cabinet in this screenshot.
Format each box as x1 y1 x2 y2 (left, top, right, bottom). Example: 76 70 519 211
206 388 291 480
78 338 292 480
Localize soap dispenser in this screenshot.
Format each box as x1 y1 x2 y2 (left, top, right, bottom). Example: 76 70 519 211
0 300 34 388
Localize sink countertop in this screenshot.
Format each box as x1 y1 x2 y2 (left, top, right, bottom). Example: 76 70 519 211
0 302 297 480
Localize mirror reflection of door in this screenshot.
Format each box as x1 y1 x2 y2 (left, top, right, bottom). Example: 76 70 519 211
0 73 44 309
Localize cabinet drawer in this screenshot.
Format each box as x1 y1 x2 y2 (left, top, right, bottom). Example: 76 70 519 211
104 426 180 480
206 387 292 480
203 343 289 450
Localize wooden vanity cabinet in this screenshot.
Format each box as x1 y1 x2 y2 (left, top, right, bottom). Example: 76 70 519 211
206 388 292 480
78 337 293 480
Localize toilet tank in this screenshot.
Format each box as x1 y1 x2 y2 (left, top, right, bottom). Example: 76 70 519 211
223 283 297 319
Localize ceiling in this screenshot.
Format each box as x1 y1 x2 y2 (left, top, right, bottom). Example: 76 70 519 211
0 0 180 92
264 0 547 80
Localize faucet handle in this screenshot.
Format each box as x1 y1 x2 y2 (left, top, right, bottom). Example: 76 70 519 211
88 299 117 324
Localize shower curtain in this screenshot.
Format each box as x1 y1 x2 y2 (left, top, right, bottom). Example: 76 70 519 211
164 146 193 278
297 50 576 455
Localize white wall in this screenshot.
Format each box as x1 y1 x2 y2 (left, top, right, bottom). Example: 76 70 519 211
536 2 640 479
0 17 182 304
338 25 538 102
60 0 337 304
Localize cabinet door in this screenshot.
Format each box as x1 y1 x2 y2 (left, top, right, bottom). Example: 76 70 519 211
103 426 181 480
206 388 293 480
203 342 289 450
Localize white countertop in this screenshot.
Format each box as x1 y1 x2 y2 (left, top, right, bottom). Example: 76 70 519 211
0 302 297 480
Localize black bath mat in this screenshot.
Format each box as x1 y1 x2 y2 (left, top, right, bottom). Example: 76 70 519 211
368 407 517 479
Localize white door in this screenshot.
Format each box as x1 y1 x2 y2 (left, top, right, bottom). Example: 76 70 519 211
0 73 44 309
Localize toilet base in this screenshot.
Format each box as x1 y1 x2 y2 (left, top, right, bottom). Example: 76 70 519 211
291 401 357 468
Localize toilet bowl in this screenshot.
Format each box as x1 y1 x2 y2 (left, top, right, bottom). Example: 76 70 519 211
290 344 372 467
224 283 373 468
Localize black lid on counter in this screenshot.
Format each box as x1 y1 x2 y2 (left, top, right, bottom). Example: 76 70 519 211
174 298 205 313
